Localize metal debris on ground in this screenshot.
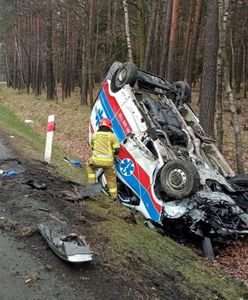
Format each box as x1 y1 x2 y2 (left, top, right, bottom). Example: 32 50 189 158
38 223 93 263
26 180 47 190
37 207 50 213
62 182 102 201
24 273 40 284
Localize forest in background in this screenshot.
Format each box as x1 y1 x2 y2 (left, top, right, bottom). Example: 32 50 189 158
0 0 247 171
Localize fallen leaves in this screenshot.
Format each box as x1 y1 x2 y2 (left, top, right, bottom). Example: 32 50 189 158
214 240 248 287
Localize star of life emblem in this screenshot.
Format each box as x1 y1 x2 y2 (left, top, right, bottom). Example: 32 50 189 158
120 158 135 176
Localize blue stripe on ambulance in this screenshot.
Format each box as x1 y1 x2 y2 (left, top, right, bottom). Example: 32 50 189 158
116 163 160 222
99 90 125 142
100 89 160 222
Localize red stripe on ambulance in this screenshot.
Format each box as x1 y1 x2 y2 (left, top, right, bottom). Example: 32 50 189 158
119 146 162 213
103 82 132 136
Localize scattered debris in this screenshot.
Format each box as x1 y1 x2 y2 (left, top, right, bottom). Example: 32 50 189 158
0 216 17 231
0 168 4 174
61 182 102 201
64 157 83 168
38 207 50 213
38 223 93 263
26 180 47 190
24 119 33 124
43 264 53 272
24 273 40 284
49 214 67 225
144 219 156 230
2 170 17 177
124 210 137 224
19 226 37 237
80 276 90 281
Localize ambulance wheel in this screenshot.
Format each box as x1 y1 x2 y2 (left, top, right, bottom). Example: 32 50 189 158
160 160 200 199
112 62 137 92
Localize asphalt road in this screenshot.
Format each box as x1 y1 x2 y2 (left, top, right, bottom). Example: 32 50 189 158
0 231 96 300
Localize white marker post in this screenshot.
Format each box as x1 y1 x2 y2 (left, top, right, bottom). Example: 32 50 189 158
44 115 55 164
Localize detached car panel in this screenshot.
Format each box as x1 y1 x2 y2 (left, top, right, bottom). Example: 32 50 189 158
89 61 248 243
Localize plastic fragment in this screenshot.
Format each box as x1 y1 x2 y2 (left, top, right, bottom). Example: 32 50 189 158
3 170 17 177
64 157 83 168
70 160 83 168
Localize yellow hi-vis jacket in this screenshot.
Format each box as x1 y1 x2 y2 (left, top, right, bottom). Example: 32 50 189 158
90 131 120 166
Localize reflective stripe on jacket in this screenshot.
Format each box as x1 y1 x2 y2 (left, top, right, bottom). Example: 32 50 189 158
91 131 120 162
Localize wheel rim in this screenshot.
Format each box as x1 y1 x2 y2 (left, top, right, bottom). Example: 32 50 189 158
166 168 187 190
117 68 127 84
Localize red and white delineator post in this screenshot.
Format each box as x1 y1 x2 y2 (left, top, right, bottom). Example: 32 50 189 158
44 115 55 164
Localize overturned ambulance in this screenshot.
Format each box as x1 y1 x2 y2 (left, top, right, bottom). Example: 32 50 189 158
89 61 248 252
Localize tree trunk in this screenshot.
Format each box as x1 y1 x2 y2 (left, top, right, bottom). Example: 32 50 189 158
144 1 158 71
35 16 41 96
226 73 244 173
185 0 202 85
45 0 55 100
199 0 219 138
152 1 162 74
88 0 96 107
123 0 133 62
216 0 225 151
167 0 180 82
4 49 13 87
81 40 88 106
226 27 244 173
159 0 173 77
137 0 146 68
26 16 32 94
243 33 247 99
181 0 194 81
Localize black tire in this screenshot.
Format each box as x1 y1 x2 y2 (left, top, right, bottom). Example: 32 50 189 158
229 174 248 187
98 172 110 196
111 62 137 92
160 160 200 199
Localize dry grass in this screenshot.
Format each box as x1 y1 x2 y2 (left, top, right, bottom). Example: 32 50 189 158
0 86 93 163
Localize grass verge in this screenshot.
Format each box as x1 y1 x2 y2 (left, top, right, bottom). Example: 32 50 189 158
0 102 85 182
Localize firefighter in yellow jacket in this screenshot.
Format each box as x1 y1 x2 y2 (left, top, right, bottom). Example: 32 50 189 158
87 118 120 200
